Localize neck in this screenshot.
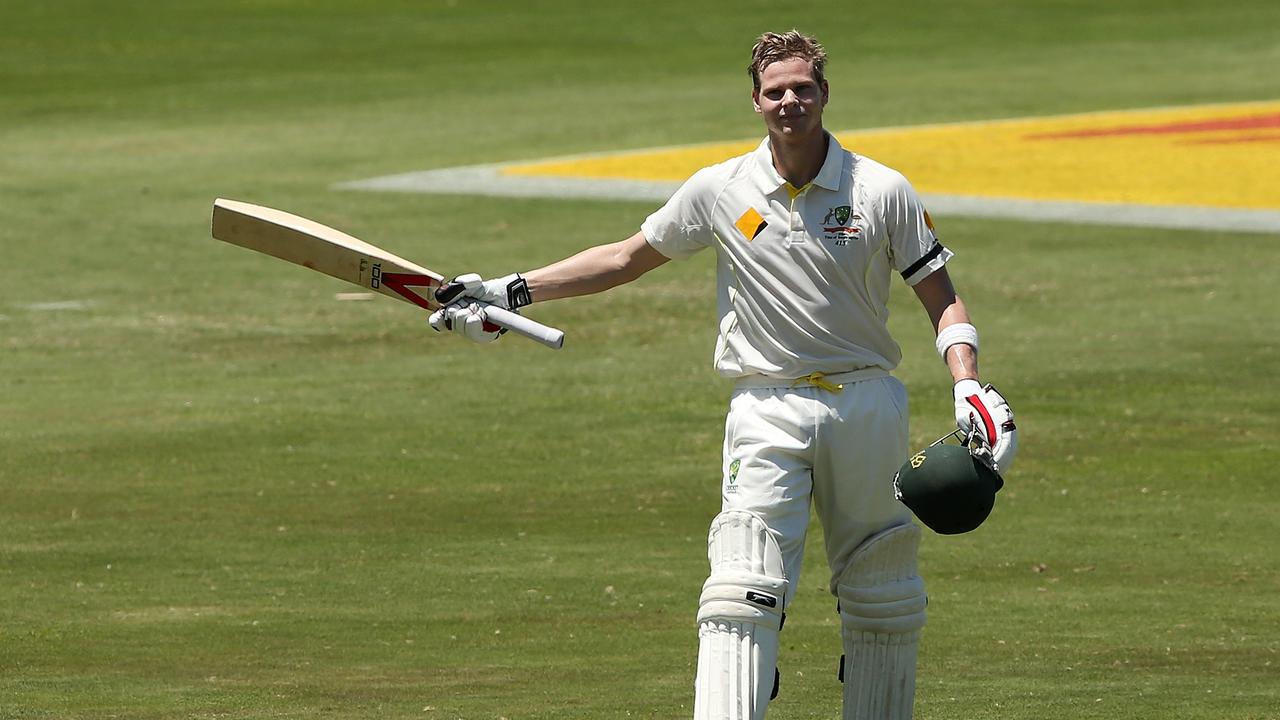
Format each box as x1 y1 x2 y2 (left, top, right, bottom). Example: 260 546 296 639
770 129 828 188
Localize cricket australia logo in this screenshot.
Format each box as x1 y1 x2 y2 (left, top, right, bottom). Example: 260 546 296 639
822 205 862 245
726 459 741 494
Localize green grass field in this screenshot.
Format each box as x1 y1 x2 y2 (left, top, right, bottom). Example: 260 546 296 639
2 2 1278 718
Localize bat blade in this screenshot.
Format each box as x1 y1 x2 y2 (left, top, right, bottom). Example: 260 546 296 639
210 198 565 349
212 198 444 310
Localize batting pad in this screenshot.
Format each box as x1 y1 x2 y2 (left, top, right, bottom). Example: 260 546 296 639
695 510 788 720
837 522 927 720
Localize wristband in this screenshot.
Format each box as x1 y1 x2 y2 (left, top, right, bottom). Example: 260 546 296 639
936 322 978 360
504 274 533 309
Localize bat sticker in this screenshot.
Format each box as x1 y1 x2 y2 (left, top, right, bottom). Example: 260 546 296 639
380 273 441 311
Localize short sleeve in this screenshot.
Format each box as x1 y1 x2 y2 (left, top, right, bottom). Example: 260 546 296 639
640 167 718 260
884 172 953 286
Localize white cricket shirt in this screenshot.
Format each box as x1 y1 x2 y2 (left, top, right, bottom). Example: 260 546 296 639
641 133 951 379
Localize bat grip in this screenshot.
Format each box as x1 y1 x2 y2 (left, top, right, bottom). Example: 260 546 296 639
482 305 565 350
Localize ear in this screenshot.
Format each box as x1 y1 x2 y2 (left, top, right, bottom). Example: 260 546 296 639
752 88 763 114
821 79 830 107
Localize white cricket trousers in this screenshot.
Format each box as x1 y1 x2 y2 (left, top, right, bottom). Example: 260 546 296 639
720 373 912 603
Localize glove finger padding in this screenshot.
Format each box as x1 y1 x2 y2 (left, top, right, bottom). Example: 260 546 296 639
428 302 502 343
953 381 1017 474
434 273 487 306
981 384 1018 473
953 379 993 447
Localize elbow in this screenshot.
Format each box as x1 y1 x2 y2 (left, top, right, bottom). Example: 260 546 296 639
610 239 657 284
610 246 636 279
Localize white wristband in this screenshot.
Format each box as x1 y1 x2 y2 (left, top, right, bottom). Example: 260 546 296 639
936 322 979 359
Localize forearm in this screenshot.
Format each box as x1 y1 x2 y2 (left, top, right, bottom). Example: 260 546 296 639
912 268 979 383
944 336 978 383
936 300 979 383
523 232 667 302
525 245 635 301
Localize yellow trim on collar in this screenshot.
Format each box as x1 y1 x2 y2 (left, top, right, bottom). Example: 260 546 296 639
784 182 810 199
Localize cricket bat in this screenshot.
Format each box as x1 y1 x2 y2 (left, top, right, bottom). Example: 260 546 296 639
210 198 564 349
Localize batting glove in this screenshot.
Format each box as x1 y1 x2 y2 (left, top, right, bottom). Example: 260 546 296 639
428 273 532 343
953 380 1019 474
435 273 532 311
428 301 502 343
954 379 994 446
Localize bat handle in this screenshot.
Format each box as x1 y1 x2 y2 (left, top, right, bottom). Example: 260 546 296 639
482 304 565 350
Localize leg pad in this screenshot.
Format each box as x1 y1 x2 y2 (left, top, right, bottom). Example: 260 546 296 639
837 523 926 720
694 511 788 720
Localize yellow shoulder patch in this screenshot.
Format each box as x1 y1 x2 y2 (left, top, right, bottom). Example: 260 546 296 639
735 207 767 241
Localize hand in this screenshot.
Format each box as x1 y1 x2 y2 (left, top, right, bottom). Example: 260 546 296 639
953 380 1018 473
434 273 531 311
953 379 993 446
428 301 503 343
428 273 531 344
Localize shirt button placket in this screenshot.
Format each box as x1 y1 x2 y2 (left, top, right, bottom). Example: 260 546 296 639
787 190 806 248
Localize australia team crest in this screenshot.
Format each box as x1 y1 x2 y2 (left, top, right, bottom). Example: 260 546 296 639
822 205 862 244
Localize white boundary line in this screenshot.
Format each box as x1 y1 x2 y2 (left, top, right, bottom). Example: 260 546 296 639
336 163 680 201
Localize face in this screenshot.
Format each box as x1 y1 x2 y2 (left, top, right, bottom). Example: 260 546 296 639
753 57 828 140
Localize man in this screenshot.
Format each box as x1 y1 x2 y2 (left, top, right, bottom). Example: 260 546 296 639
430 30 1011 720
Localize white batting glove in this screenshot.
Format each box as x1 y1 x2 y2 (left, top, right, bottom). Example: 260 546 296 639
954 379 992 445
434 273 532 311
428 273 532 344
953 380 1019 474
428 301 502 343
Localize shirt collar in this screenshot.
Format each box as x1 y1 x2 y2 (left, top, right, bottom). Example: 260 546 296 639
811 132 844 191
753 132 844 194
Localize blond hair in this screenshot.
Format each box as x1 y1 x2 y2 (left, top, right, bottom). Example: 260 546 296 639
748 30 827 91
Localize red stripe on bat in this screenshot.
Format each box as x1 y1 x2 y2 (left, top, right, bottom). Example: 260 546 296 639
967 394 997 445
380 273 440 311
1026 113 1280 140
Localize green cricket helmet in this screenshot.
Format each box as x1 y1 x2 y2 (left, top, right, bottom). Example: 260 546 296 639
893 433 1005 535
